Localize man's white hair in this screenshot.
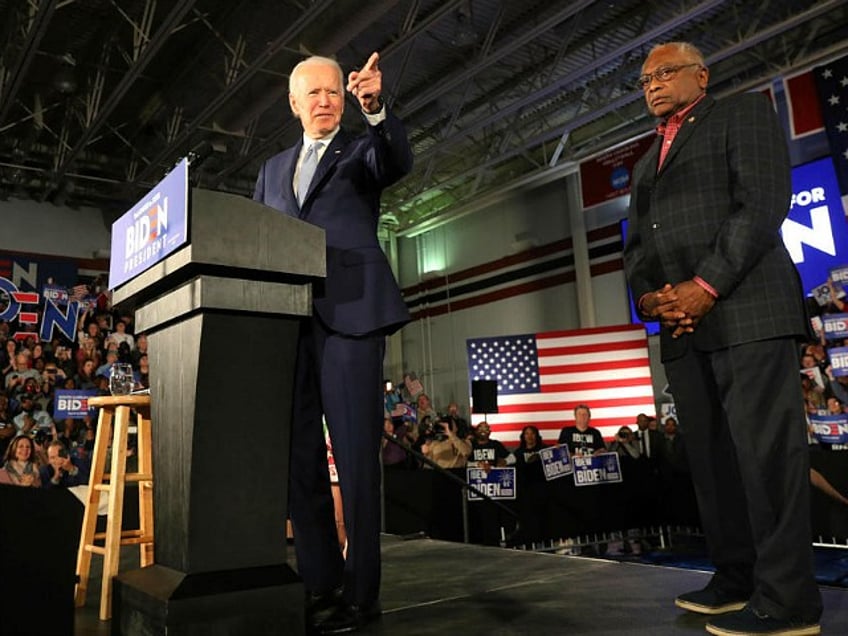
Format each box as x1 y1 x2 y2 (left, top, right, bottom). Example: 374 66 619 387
289 56 344 94
648 41 706 67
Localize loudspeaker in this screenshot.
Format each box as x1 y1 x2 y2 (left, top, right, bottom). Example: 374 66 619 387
471 380 498 414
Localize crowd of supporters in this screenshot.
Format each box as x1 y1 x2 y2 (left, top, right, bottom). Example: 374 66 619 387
0 297 149 486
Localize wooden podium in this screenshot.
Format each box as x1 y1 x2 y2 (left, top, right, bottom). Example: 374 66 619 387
109 188 325 635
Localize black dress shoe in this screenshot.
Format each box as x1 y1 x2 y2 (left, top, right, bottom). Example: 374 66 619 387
306 586 343 618
316 601 382 635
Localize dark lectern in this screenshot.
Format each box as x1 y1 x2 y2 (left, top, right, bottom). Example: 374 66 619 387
109 188 325 635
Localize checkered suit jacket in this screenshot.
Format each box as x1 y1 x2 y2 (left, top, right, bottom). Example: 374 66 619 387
623 93 809 362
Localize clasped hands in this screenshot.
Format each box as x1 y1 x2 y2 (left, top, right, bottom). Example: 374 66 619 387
346 51 382 114
642 280 716 338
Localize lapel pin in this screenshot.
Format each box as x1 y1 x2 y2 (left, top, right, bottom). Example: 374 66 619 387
688 116 695 123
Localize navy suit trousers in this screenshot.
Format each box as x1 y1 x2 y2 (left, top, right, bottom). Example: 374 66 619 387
288 316 385 607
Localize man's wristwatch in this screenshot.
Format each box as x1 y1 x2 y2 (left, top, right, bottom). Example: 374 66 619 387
365 95 384 114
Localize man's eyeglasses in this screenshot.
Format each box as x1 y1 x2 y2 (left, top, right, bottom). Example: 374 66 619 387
637 63 702 90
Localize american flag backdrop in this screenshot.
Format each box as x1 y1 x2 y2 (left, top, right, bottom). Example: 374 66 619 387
466 324 656 445
813 53 848 196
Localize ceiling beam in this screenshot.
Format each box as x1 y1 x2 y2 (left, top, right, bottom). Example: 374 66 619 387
46 0 197 192
0 0 59 127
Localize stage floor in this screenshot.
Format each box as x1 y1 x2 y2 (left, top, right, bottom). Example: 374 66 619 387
76 534 848 635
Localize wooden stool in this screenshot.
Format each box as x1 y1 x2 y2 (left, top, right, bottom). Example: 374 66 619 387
75 394 154 620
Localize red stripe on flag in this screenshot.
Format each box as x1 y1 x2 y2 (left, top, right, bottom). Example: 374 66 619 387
542 377 654 393
783 71 824 139
539 340 646 356
544 357 650 374
499 395 654 413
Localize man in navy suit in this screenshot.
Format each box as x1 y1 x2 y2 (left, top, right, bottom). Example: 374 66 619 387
624 42 821 635
254 52 411 634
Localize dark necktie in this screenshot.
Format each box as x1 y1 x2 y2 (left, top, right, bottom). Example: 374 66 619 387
297 142 319 205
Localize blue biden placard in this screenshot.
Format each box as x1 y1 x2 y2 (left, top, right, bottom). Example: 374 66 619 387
109 158 189 289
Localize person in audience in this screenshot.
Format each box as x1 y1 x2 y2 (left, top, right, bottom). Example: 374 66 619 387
469 421 511 470
135 353 150 389
74 358 98 390
557 404 605 456
5 352 41 396
2 434 41 487
825 396 844 416
659 417 688 474
85 321 104 351
445 401 471 440
106 319 135 351
381 417 410 469
414 393 438 441
30 342 45 366
1 338 16 377
421 415 471 469
512 425 548 469
75 335 101 376
801 374 827 414
131 333 148 368
95 349 120 379
12 392 53 436
41 359 65 401
511 424 553 544
53 344 76 380
39 440 90 488
55 418 87 455
634 412 664 465
0 393 16 457
608 425 641 460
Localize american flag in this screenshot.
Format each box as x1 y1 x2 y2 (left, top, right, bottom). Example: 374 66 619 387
813 53 848 196
70 284 90 301
466 324 656 445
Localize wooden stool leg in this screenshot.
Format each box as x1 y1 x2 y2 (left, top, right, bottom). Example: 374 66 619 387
75 407 114 608
99 404 130 621
136 407 154 567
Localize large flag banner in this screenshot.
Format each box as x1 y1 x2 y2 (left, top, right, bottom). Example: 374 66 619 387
783 70 825 139
466 324 655 443
813 54 848 196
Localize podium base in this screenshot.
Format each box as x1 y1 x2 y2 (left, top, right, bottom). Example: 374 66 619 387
112 564 304 635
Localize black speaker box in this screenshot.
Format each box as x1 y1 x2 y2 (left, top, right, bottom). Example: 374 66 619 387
471 379 498 414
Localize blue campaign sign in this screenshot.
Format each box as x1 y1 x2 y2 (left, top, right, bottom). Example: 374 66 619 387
109 158 189 289
466 466 517 501
783 157 848 296
809 414 848 445
539 444 573 481
829 346 848 377
831 265 848 294
823 313 848 340
54 389 98 419
572 452 623 487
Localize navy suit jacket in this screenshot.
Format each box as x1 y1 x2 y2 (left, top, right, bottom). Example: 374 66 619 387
253 110 412 336
623 93 809 362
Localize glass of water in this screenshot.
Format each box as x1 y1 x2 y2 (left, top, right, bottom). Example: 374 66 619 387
109 363 134 396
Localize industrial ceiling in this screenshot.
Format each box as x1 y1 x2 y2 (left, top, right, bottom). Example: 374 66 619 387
0 0 845 234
